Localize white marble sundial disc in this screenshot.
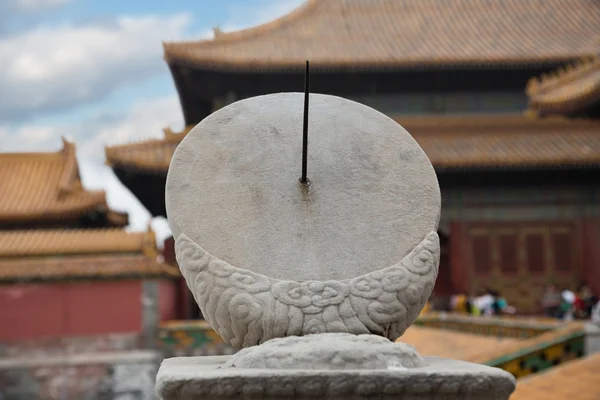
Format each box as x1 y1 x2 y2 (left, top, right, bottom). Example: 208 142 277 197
166 93 440 282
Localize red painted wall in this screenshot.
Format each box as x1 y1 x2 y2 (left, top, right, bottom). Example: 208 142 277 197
432 244 452 296
449 221 469 294
0 281 142 341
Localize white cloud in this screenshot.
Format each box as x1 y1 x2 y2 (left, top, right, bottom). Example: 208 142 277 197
77 161 172 247
0 0 71 16
0 13 191 120
0 94 181 243
0 124 55 152
0 0 304 246
151 217 172 248
76 158 172 246
0 125 55 150
0 0 302 118
15 0 71 12
0 0 74 34
78 95 184 159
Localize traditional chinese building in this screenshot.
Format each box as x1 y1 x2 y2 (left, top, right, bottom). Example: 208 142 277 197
105 0 600 313
0 139 180 344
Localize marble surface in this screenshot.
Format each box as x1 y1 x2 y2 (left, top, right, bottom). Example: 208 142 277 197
166 93 440 282
174 230 439 348
223 333 426 370
157 93 517 400
156 351 516 400
167 93 442 348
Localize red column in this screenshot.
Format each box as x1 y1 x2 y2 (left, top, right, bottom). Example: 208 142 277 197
433 241 452 296
581 218 600 294
162 236 191 320
163 236 176 264
449 221 469 294
179 278 193 320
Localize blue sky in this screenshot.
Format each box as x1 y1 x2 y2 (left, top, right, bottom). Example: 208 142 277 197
0 0 303 243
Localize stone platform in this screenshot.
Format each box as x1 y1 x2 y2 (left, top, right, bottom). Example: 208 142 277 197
157 355 515 400
156 334 515 400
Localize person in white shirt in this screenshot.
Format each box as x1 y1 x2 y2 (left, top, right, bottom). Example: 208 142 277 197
561 289 576 321
591 300 600 325
474 292 495 317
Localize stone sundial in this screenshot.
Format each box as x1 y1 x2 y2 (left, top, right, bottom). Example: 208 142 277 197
157 71 516 399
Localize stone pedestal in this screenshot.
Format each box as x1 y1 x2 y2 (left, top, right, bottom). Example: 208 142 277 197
156 334 515 400
585 322 600 355
158 92 516 399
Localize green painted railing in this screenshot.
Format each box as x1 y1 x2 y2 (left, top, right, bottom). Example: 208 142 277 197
157 313 586 380
484 329 585 379
415 312 558 339
157 320 234 357
416 312 586 379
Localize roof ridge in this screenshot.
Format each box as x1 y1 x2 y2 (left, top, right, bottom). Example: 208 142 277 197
0 149 64 159
163 0 318 56
0 139 124 225
527 56 599 95
526 55 600 115
163 124 194 140
57 137 80 195
160 0 600 70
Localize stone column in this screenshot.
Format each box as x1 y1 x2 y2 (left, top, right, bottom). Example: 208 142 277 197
141 280 159 350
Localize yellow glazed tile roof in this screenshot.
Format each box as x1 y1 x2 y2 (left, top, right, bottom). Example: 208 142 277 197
406 116 600 168
0 228 180 281
105 116 600 171
528 56 600 116
400 314 584 365
0 228 156 257
164 0 600 70
104 126 193 173
0 139 126 225
106 138 180 173
397 326 521 363
0 255 179 282
511 353 600 400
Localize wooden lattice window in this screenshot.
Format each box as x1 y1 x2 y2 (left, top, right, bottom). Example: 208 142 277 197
472 235 492 275
552 233 573 272
498 234 518 274
525 235 545 274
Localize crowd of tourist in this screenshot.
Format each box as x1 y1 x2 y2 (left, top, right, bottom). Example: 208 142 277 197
541 282 599 321
441 282 600 322
448 289 516 317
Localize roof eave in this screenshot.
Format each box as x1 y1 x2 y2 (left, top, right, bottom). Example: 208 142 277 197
107 161 600 175
0 193 108 225
164 56 578 73
435 162 600 173
528 90 600 117
0 271 179 285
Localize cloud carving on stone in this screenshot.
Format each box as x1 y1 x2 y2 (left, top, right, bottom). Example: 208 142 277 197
175 231 439 349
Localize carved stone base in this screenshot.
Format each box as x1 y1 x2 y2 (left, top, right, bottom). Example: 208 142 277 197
156 334 516 400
